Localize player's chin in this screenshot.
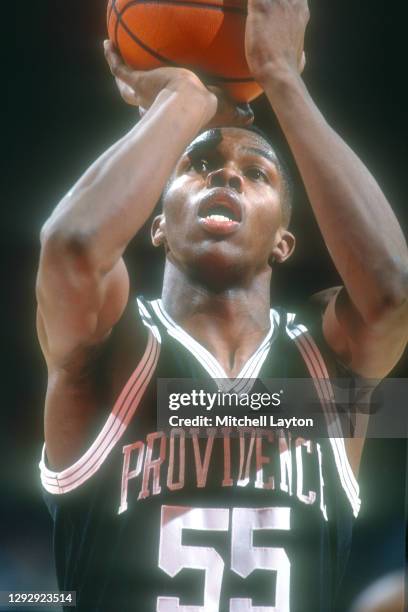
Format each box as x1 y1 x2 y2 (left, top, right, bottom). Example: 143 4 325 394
175 223 246 263
192 240 248 272
178 226 240 252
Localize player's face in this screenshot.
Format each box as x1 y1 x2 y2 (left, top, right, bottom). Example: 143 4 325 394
153 128 295 284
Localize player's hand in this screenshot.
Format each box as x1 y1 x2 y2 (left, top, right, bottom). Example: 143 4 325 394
104 41 253 128
245 0 309 85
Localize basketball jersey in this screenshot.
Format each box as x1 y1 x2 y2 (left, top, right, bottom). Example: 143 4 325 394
39 297 361 612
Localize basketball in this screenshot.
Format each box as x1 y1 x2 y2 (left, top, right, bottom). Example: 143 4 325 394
107 0 262 102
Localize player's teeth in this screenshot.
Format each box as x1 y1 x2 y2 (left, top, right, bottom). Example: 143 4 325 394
207 214 230 222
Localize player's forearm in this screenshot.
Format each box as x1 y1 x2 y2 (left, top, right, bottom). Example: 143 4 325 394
264 70 408 323
42 85 212 272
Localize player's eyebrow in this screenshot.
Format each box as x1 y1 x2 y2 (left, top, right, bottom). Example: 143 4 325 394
243 146 278 164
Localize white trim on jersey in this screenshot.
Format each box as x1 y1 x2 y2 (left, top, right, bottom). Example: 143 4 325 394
39 296 361 518
151 300 360 518
39 308 162 495
150 299 280 394
285 315 361 518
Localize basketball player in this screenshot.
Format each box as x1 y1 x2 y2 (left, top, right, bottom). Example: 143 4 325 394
36 0 408 610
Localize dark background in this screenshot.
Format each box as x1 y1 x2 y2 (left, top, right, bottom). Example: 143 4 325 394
2 0 407 610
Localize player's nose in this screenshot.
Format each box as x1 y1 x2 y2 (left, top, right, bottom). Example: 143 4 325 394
207 167 243 193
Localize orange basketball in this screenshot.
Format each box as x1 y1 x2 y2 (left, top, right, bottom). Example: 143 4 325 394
107 0 262 102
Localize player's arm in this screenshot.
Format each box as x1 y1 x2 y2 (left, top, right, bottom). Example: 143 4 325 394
246 0 408 380
38 63 214 360
37 50 251 469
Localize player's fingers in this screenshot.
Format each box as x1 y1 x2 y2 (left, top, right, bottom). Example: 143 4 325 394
300 51 306 73
104 40 136 85
115 77 140 106
104 41 161 104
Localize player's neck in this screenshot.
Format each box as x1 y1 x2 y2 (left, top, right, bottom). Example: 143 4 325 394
161 259 273 376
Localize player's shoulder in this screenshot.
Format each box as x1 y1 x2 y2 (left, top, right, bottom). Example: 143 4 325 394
275 290 344 379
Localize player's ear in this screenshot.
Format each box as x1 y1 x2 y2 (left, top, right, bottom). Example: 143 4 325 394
151 214 167 247
270 229 296 264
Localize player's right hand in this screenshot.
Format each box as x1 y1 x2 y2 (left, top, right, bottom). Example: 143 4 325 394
104 40 254 129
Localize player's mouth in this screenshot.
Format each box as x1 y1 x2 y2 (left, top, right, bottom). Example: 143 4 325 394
197 189 242 236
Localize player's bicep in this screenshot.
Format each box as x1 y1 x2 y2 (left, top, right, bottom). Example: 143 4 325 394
322 286 408 379
36 246 129 363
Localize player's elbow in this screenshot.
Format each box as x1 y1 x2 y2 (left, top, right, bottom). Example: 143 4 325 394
41 217 90 253
40 218 97 274
364 263 408 327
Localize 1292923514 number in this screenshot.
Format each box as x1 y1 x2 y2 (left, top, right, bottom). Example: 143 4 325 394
157 506 291 612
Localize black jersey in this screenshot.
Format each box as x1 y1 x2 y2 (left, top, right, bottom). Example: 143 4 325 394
40 298 361 612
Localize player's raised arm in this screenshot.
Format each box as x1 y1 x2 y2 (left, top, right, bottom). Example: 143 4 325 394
245 0 408 378
36 47 252 468
37 46 253 363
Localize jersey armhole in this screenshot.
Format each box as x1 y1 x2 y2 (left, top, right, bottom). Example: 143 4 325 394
285 312 362 518
39 298 161 496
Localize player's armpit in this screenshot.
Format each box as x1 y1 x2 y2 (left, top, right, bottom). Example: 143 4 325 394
322 286 408 380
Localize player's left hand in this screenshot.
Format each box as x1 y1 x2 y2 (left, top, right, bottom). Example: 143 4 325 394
104 41 254 129
245 0 309 85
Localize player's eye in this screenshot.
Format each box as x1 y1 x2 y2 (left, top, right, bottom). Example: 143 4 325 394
245 167 268 183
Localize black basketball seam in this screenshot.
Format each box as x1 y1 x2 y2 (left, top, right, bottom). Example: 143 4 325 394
120 0 247 16
113 0 122 60
112 1 256 83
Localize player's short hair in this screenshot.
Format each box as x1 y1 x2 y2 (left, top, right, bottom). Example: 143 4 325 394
161 125 294 226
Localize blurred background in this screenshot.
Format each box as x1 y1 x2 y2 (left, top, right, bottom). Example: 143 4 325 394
2 0 407 609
